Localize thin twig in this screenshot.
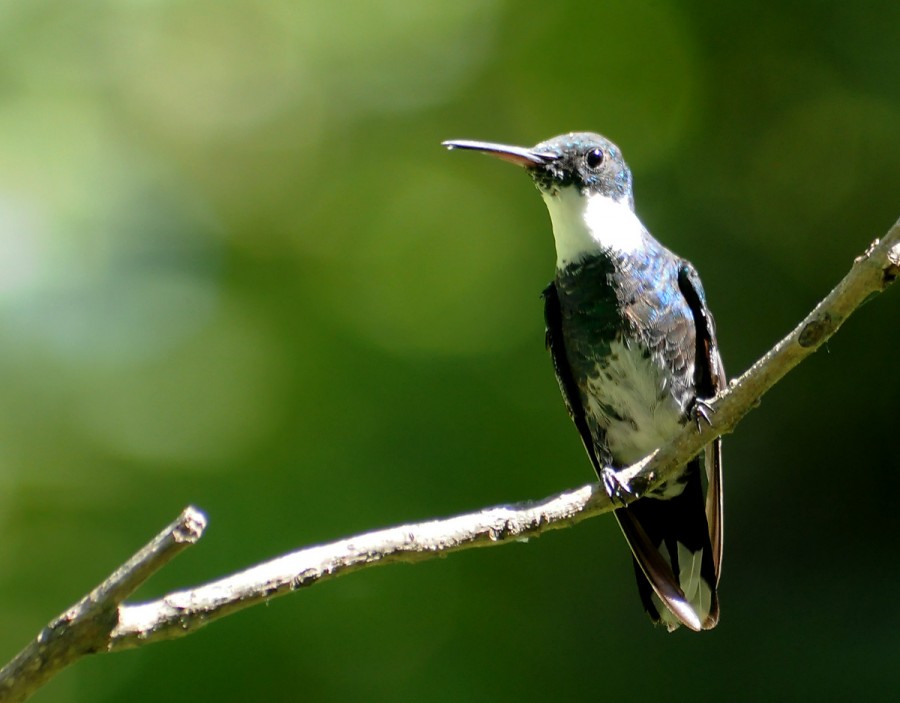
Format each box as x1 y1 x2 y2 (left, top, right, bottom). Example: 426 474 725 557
110 481 613 650
0 508 206 703
0 219 897 703
617 218 900 490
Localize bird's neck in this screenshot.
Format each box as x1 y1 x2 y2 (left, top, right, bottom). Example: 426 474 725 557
540 187 646 269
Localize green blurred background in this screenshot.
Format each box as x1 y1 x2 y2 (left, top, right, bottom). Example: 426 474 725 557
1 1 898 701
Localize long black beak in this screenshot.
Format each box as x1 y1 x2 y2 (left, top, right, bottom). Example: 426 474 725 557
441 139 556 168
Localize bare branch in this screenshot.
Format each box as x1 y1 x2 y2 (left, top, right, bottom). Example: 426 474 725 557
0 218 896 702
0 507 206 703
110 481 616 650
618 218 900 491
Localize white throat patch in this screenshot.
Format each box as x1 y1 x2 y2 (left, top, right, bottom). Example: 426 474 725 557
540 188 646 268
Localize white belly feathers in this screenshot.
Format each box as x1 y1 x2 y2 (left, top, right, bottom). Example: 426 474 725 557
584 338 689 472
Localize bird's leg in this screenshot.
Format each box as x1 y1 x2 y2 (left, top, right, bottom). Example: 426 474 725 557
690 397 716 431
600 466 641 507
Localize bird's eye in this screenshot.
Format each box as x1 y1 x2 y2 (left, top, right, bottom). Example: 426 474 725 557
585 148 604 169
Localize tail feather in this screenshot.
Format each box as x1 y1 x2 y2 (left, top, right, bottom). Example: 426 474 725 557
614 457 718 631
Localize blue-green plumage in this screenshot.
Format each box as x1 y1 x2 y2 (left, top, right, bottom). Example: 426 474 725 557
551 247 698 474
444 132 725 632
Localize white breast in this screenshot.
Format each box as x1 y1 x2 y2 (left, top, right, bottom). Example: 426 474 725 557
540 188 647 268
584 339 689 471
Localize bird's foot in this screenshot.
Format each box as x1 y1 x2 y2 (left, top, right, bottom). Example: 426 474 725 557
691 397 716 432
600 466 639 507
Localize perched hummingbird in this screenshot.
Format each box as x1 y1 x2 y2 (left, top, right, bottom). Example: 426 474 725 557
443 133 724 631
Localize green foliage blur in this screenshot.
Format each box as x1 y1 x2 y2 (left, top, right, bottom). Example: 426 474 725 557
1 1 898 701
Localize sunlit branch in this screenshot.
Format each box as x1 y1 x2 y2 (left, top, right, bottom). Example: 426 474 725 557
1 219 896 703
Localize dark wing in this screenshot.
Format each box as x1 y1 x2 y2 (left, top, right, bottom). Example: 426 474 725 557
542 282 604 472
678 262 725 588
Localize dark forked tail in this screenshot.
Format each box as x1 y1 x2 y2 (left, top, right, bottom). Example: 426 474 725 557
614 457 718 631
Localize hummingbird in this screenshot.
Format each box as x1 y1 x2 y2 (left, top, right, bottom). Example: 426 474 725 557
443 132 724 631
